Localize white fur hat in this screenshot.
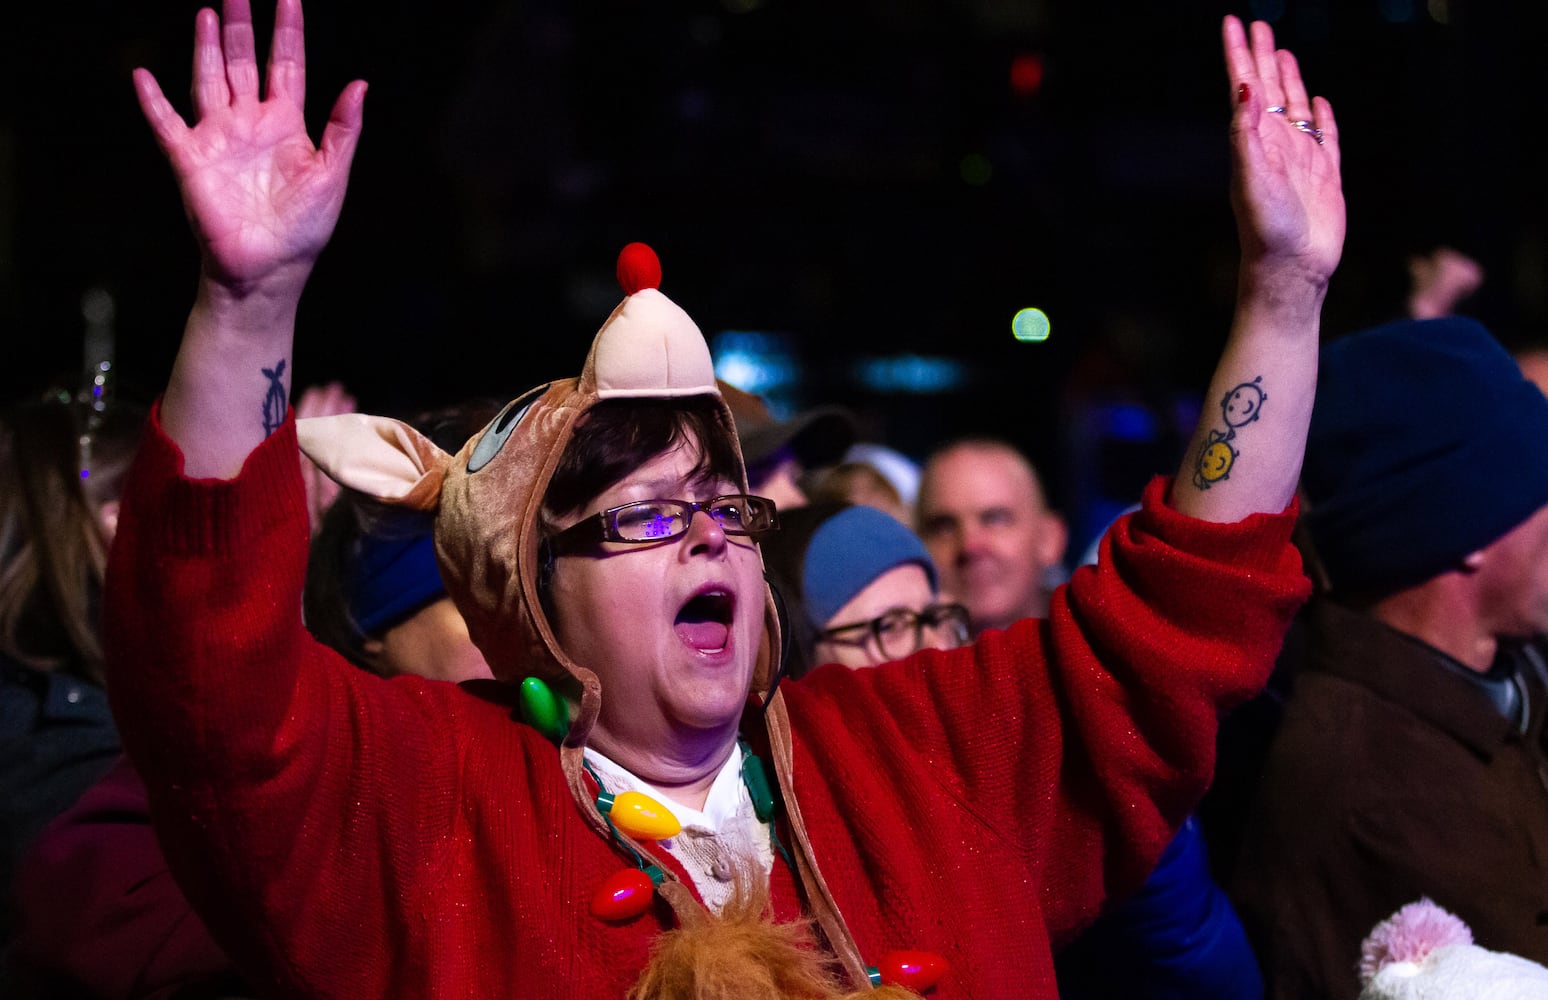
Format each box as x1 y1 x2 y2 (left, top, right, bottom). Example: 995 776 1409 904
1359 899 1548 999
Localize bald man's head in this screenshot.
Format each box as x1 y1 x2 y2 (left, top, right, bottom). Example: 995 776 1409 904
916 440 1067 634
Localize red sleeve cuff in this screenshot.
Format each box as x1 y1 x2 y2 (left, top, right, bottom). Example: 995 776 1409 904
1127 475 1304 577
125 400 309 557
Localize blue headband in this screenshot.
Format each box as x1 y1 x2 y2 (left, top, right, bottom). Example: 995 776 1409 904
348 532 447 636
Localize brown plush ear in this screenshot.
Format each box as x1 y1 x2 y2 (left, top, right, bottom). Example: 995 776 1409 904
297 413 451 511
628 870 921 1000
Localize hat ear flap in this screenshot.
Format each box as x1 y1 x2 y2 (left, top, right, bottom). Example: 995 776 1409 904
297 413 452 511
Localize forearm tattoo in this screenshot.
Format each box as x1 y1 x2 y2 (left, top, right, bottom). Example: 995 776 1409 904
262 359 287 438
1192 376 1265 490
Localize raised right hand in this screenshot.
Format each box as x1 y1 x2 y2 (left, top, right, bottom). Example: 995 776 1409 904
1222 16 1344 289
134 0 365 297
141 0 366 478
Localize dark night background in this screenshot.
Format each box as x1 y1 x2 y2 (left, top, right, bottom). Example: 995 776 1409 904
3 0 1545 547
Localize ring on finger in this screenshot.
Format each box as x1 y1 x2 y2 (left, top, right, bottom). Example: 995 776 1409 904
1265 105 1288 114
1289 119 1325 144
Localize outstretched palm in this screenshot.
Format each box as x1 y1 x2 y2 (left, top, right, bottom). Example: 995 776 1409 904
134 0 364 291
1222 17 1345 283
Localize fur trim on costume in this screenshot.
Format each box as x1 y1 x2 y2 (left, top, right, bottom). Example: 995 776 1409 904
629 874 920 1000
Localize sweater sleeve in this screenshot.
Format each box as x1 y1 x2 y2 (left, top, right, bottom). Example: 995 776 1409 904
788 475 1309 943
103 405 468 996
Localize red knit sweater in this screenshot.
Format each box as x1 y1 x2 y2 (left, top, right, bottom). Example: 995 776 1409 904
105 411 1307 998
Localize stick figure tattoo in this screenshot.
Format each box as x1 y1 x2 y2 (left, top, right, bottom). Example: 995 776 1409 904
262 359 287 438
1193 376 1266 490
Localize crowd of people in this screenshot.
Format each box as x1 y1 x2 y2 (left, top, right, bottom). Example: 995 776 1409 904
2 2 1547 998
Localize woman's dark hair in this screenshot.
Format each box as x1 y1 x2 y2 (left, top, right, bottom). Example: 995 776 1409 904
0 394 147 682
543 396 742 521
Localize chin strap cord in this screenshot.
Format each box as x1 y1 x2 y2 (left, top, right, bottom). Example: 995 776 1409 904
760 575 794 718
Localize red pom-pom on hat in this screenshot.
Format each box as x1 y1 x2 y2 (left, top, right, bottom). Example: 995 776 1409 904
617 243 662 295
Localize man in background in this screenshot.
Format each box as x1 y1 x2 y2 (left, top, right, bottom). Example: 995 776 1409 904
916 438 1068 633
1234 316 1548 1000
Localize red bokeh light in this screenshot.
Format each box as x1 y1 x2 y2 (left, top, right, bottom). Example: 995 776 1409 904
1010 52 1044 97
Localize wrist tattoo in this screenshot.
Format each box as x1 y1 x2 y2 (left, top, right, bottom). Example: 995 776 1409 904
1192 376 1265 490
261 359 287 438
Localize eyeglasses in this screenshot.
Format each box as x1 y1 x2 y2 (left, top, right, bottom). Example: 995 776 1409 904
547 494 780 555
816 603 971 662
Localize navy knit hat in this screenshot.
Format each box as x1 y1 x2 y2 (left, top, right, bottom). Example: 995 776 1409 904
1301 316 1548 596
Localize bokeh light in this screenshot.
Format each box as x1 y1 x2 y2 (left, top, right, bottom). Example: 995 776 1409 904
852 355 970 394
959 153 993 186
1012 307 1051 343
1010 52 1044 97
1380 0 1415 24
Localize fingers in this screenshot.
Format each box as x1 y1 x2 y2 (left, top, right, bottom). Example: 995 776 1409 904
134 68 191 153
295 381 356 420
1222 17 1265 173
1313 96 1340 171
221 0 261 102
1224 17 1333 157
189 2 258 118
320 80 368 172
295 383 326 420
1229 81 1268 192
189 0 306 118
266 0 306 108
1277 50 1312 122
1221 16 1258 97
191 8 229 119
1250 21 1286 108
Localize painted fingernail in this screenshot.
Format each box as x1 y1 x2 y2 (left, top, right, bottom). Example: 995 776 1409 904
1237 83 1250 104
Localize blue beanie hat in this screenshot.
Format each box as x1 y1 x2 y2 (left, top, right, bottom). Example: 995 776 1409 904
1301 316 1548 595
348 532 448 635
800 505 937 627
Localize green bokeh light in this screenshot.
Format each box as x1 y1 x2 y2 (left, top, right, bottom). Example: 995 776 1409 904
959 153 993 186
1012 307 1050 343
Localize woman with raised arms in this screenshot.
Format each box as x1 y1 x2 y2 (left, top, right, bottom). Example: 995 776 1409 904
109 2 1342 995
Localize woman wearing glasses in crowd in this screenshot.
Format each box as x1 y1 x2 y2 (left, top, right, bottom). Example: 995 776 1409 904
763 502 1265 998
761 503 970 678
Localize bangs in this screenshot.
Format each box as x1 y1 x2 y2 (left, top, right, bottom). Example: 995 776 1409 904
543 397 742 521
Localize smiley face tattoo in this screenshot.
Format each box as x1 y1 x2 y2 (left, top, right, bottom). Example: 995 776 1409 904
1193 376 1265 490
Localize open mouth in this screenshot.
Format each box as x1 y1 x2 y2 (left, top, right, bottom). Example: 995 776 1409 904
674 588 734 653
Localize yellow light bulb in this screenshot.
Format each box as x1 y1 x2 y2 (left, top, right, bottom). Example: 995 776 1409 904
608 790 681 841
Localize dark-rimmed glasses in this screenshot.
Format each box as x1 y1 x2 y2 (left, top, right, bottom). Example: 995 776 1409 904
547 495 780 555
816 603 971 662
